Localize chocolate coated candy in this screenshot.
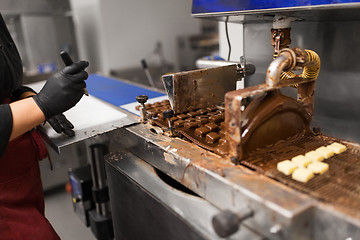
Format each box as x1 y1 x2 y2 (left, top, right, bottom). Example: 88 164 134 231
206 132 220 143
195 127 210 137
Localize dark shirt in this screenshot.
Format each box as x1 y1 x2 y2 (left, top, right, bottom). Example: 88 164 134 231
0 14 31 157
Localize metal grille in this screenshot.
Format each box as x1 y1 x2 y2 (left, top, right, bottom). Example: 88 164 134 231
243 134 360 214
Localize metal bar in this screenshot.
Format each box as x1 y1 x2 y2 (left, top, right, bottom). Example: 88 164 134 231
89 144 110 216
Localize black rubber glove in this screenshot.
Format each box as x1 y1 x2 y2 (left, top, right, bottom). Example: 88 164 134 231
47 114 75 137
33 60 89 119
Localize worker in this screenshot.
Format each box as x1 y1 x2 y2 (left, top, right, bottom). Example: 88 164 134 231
0 14 88 239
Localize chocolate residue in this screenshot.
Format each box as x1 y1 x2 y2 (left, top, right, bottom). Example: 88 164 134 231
241 90 311 157
136 91 312 158
137 97 360 215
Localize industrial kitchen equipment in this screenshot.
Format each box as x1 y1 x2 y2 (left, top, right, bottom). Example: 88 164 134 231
105 1 360 239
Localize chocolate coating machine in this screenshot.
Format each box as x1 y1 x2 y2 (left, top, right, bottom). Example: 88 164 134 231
105 1 360 239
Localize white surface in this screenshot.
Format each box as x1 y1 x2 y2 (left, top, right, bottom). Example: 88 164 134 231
121 95 168 116
27 81 134 151
28 81 127 134
219 21 244 61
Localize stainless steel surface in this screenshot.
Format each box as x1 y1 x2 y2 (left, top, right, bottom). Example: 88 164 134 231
106 150 263 240
110 123 360 239
0 0 70 15
26 81 137 153
4 10 78 75
162 65 238 113
244 21 360 143
40 141 88 191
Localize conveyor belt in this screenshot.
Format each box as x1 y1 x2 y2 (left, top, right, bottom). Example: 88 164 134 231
87 74 165 107
243 134 360 215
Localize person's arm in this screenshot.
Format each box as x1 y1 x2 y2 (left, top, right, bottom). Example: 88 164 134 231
0 60 88 157
9 97 45 141
14 88 76 137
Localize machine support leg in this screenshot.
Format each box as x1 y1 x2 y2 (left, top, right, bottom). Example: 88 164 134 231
89 144 114 240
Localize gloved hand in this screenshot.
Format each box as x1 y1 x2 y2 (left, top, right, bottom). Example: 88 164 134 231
33 60 89 119
47 114 75 137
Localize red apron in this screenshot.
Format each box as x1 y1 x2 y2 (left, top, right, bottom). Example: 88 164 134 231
0 102 60 239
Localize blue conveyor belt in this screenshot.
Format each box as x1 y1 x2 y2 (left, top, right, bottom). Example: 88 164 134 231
86 74 165 107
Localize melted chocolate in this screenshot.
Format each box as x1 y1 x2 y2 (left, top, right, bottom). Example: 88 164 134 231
241 90 311 156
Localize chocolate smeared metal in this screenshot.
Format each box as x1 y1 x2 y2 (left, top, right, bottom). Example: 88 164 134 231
240 90 311 156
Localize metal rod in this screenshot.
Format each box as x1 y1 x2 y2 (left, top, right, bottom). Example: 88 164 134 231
141 59 155 87
89 144 110 216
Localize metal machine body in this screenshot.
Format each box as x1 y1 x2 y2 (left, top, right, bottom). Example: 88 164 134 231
107 124 360 239
243 19 360 144
105 1 360 239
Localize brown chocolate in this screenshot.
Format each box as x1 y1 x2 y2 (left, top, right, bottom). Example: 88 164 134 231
219 137 227 145
195 118 208 125
214 144 229 156
196 109 208 115
195 127 211 137
177 114 189 120
184 122 198 129
174 120 186 128
209 114 224 123
240 90 311 156
185 118 195 122
157 113 164 120
153 102 162 106
206 132 221 143
206 106 217 112
205 123 219 131
187 111 200 117
170 116 179 124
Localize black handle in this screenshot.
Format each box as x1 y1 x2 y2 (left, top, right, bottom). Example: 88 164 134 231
60 51 74 66
212 208 253 238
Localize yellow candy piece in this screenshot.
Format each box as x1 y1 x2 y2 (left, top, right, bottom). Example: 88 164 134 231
292 168 314 183
305 151 324 162
327 142 347 154
291 155 312 167
307 161 329 174
277 160 298 175
315 146 334 159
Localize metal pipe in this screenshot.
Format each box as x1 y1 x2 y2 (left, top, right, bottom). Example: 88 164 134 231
266 48 320 88
265 49 294 87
